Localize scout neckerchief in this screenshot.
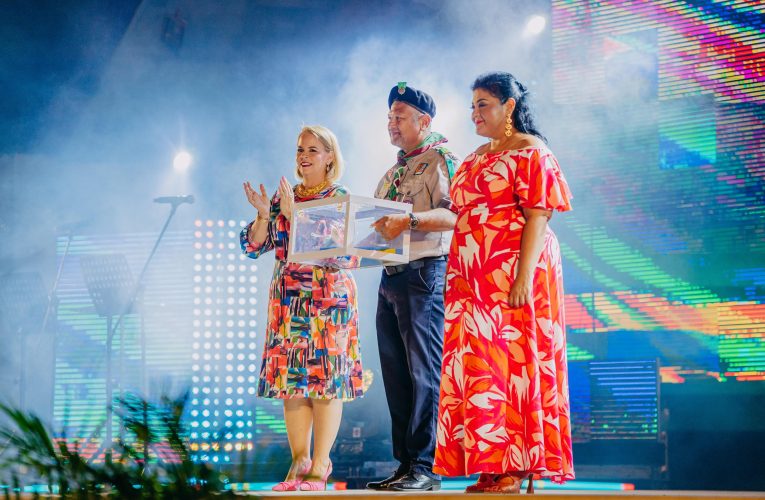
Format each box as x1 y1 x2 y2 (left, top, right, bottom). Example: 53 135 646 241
386 132 452 200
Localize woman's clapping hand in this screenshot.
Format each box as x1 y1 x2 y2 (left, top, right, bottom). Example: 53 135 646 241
278 177 295 220
243 181 270 219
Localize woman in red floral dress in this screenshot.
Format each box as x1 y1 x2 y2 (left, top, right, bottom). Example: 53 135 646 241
434 72 574 493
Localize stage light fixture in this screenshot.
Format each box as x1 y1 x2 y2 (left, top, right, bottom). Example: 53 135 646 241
173 150 193 171
524 15 546 36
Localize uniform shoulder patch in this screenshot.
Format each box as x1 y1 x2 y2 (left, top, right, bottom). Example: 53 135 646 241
413 162 429 175
435 148 458 162
434 146 458 179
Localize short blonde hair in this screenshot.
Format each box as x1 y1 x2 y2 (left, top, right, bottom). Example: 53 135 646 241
295 125 345 183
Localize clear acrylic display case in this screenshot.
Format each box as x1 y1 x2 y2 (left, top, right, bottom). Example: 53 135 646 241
287 194 411 268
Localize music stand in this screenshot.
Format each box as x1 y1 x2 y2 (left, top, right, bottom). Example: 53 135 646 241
0 272 48 411
80 254 136 460
79 199 189 463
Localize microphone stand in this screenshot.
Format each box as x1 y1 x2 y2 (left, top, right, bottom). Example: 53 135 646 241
36 230 73 423
98 200 188 464
42 232 71 338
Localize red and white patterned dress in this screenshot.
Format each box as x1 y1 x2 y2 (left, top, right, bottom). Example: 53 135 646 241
433 147 575 482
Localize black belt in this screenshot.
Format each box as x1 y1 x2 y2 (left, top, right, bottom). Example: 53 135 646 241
384 255 447 276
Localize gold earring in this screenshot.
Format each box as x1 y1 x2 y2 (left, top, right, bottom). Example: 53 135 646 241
505 114 513 137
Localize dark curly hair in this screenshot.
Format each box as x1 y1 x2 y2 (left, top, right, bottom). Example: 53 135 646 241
472 71 547 143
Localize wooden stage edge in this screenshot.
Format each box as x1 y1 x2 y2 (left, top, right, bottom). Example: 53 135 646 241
248 490 765 499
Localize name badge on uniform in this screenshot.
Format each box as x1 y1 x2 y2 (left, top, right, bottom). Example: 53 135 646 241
414 162 429 175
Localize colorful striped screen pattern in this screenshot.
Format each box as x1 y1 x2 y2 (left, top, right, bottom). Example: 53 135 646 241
53 230 194 460
53 222 288 464
552 0 765 382
569 360 660 442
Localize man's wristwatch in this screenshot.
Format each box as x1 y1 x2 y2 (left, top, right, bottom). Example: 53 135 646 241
408 212 420 230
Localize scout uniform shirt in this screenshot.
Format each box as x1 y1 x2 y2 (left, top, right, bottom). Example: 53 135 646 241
374 134 460 261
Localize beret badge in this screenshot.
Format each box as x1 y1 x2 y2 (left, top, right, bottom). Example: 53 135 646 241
388 82 436 118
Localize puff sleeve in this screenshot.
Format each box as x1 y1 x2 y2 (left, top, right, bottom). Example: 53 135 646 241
513 148 573 212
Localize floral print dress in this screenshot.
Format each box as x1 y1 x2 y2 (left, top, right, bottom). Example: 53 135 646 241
433 147 575 482
240 183 363 400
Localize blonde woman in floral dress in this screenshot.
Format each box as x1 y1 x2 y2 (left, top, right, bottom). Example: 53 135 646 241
241 125 363 491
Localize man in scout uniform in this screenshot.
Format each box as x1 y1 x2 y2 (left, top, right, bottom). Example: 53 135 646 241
367 82 460 492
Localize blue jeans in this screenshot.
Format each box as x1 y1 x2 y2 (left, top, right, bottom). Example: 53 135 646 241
376 256 446 479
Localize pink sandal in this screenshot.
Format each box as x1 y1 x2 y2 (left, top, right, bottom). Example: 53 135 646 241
271 458 312 492
299 461 333 491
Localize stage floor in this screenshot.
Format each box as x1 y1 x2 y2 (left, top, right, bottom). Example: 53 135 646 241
249 491 764 498
225 477 765 498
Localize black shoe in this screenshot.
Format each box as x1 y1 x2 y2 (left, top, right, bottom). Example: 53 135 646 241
389 470 442 491
366 466 409 490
